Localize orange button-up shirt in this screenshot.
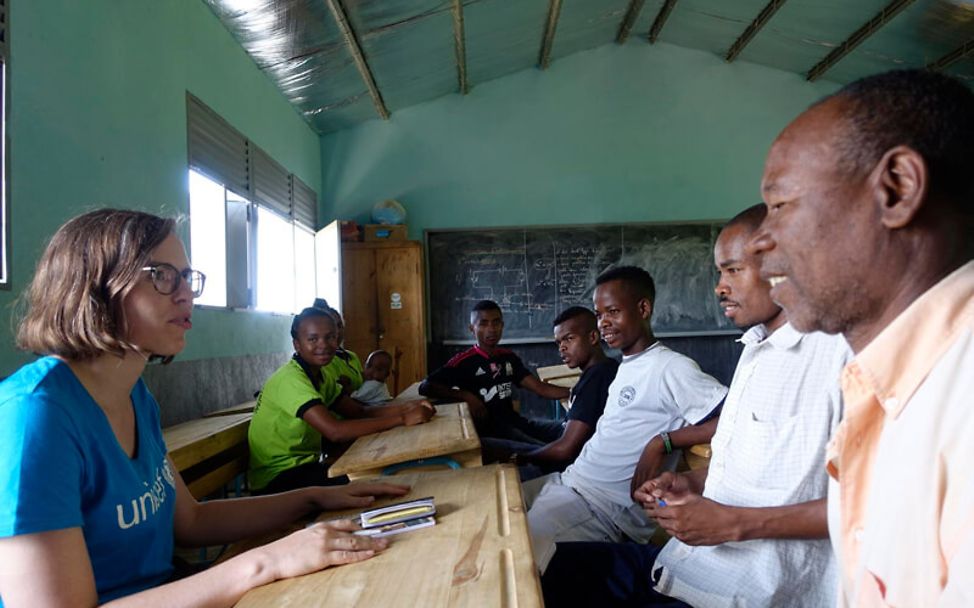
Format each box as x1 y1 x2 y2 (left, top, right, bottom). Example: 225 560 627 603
827 261 974 607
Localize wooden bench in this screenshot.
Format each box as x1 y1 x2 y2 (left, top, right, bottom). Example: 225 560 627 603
202 400 257 418
163 413 252 499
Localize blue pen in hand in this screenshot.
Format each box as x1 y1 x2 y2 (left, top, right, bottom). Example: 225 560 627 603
657 498 667 507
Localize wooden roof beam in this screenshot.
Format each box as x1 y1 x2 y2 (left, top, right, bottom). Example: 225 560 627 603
323 0 390 119
806 0 917 82
648 0 679 44
617 0 646 44
539 0 564 69
927 38 974 72
725 0 788 62
452 0 468 94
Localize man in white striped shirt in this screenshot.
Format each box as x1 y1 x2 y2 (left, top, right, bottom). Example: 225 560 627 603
541 204 849 607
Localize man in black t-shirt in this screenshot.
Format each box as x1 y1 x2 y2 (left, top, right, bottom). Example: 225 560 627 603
504 306 618 475
420 300 570 445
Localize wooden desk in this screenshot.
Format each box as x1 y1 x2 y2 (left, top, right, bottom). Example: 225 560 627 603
537 364 580 412
231 465 542 608
389 380 422 404
685 443 712 471
538 365 582 386
202 400 256 418
163 413 252 499
328 402 481 480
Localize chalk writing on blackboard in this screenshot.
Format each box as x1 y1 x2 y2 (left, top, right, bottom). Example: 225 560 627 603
427 223 735 343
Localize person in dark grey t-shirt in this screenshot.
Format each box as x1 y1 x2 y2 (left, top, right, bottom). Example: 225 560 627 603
499 306 618 476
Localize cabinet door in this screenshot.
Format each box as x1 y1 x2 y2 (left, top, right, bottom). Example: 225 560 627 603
375 244 426 395
340 246 379 359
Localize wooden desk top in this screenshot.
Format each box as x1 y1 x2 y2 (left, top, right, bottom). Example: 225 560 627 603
547 375 580 389
537 364 580 412
202 400 257 418
232 465 542 608
328 402 480 478
163 413 252 472
389 380 422 404
685 443 712 471
536 364 580 383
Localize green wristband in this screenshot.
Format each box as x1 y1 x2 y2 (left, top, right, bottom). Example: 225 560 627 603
660 431 673 454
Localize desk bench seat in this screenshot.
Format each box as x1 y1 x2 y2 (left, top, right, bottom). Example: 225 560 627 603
163 413 252 500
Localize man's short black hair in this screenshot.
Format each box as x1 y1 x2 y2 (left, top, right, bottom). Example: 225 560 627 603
820 69 974 207
470 299 502 322
595 266 655 303
552 306 597 331
723 204 767 235
291 307 334 339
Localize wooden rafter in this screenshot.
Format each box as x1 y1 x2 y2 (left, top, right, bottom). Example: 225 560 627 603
539 0 563 69
617 0 646 44
648 0 679 44
323 0 390 119
806 0 917 82
927 38 974 71
452 0 468 94
725 0 788 62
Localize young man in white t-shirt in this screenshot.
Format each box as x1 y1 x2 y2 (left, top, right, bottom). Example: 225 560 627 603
523 266 727 572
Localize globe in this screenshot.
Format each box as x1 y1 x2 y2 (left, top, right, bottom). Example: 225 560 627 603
372 199 406 225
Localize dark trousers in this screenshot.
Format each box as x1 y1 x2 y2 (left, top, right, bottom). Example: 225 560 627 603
542 541 691 608
253 461 349 495
480 413 566 480
482 410 564 445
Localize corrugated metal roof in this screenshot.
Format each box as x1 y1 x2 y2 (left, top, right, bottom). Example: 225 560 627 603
203 0 974 134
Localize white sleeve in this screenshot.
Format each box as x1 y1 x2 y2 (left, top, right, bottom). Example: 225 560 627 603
940 526 974 606
658 355 728 424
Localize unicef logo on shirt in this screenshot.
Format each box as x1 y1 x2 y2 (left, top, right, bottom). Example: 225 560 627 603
618 386 636 407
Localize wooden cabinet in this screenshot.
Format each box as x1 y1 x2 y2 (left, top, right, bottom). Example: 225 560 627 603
340 241 426 395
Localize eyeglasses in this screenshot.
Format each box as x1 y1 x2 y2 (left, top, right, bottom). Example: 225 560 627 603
141 263 206 298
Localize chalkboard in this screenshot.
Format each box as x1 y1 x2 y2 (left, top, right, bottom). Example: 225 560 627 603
426 222 736 343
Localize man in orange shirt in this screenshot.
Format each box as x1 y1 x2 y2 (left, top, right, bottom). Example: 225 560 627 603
748 69 974 606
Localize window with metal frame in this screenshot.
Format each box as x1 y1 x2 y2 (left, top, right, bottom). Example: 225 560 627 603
186 94 318 313
0 0 9 288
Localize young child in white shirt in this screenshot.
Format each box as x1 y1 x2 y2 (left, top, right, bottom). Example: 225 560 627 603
351 350 394 405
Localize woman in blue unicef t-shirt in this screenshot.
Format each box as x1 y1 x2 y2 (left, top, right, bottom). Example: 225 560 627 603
0 209 408 607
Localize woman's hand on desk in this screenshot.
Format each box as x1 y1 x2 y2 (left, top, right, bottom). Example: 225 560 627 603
254 519 390 582
311 482 411 511
401 401 435 426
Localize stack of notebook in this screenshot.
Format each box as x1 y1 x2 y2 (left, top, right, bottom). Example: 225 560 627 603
354 496 437 538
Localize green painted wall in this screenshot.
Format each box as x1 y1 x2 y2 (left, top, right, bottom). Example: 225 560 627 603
1 0 322 374
320 42 839 237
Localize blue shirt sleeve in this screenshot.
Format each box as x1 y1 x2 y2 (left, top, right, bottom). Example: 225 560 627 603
0 392 85 537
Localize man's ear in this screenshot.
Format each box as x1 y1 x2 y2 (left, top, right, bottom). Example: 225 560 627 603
872 145 928 230
588 329 601 346
292 338 300 351
638 298 653 321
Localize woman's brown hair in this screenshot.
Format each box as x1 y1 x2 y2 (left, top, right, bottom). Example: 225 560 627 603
16 208 176 360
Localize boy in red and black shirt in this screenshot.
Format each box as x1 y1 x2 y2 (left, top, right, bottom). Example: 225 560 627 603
420 300 569 445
